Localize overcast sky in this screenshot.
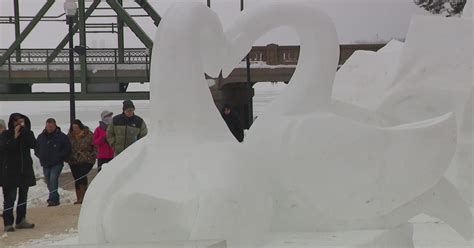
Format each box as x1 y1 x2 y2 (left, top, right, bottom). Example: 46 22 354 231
0 0 432 48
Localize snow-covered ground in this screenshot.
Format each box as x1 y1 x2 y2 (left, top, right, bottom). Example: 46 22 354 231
16 214 474 247
15 229 79 248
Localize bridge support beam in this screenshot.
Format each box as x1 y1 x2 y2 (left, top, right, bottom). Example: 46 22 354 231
107 0 153 49
0 0 55 66
211 82 255 130
134 0 161 26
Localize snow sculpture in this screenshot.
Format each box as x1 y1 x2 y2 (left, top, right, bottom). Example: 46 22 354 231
464 0 473 17
78 1 472 247
333 12 473 206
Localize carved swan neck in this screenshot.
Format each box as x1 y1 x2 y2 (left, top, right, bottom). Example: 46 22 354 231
149 3 230 140
225 1 340 115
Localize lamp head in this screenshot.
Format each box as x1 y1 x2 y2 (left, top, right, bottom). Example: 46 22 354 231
64 0 77 17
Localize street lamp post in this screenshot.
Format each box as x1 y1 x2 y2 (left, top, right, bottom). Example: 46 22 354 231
240 0 251 86
64 0 77 124
241 0 253 128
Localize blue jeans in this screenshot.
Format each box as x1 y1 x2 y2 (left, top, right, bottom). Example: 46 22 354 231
42 164 64 204
3 186 29 226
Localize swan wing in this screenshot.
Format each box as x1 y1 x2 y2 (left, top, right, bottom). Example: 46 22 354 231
283 112 456 220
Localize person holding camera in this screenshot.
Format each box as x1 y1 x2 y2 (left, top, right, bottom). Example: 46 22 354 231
1 113 37 232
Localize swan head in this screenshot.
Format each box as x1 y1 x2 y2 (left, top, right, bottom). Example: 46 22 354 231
198 6 228 78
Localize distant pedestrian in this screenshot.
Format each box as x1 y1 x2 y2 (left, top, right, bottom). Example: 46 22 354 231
107 100 148 155
35 118 71 207
67 120 96 205
221 104 244 142
1 113 37 232
0 119 5 218
0 119 6 186
94 111 114 172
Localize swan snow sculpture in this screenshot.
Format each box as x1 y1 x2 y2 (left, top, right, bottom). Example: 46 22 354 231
222 0 471 240
78 1 471 247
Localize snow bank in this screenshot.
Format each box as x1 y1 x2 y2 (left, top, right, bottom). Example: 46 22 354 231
15 228 78 247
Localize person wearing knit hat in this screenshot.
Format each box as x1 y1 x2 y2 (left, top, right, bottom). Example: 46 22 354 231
94 111 115 172
122 100 135 112
106 100 148 155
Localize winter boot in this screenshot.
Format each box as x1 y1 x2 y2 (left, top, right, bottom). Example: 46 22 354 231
4 225 15 232
15 219 35 229
74 185 87 204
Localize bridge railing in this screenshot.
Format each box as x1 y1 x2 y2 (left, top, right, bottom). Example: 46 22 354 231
0 44 385 84
0 48 151 82
0 48 150 65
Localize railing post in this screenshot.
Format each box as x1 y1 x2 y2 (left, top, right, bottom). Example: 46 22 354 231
145 51 149 80
46 49 50 80
114 49 118 80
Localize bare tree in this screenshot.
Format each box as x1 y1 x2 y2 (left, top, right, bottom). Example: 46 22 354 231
414 0 467 16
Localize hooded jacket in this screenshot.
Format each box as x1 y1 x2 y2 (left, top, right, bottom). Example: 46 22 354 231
0 130 6 186
93 121 114 159
1 113 37 188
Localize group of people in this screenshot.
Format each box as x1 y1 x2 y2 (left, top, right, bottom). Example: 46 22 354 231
0 100 244 233
0 100 147 232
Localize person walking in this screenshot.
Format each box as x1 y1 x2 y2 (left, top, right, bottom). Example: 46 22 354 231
67 119 96 205
0 119 6 184
107 100 148 155
93 111 114 172
35 118 71 207
1 113 37 232
221 104 244 142
0 119 6 218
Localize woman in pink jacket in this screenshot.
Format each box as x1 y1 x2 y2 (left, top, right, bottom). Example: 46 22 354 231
93 111 114 172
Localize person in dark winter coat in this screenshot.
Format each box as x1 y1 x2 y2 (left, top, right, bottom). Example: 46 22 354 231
2 113 36 232
93 111 114 172
0 119 6 189
107 100 148 155
35 118 71 207
67 119 96 205
221 105 244 142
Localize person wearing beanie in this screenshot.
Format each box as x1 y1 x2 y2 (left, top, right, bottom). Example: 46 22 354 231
93 111 115 172
107 100 148 155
